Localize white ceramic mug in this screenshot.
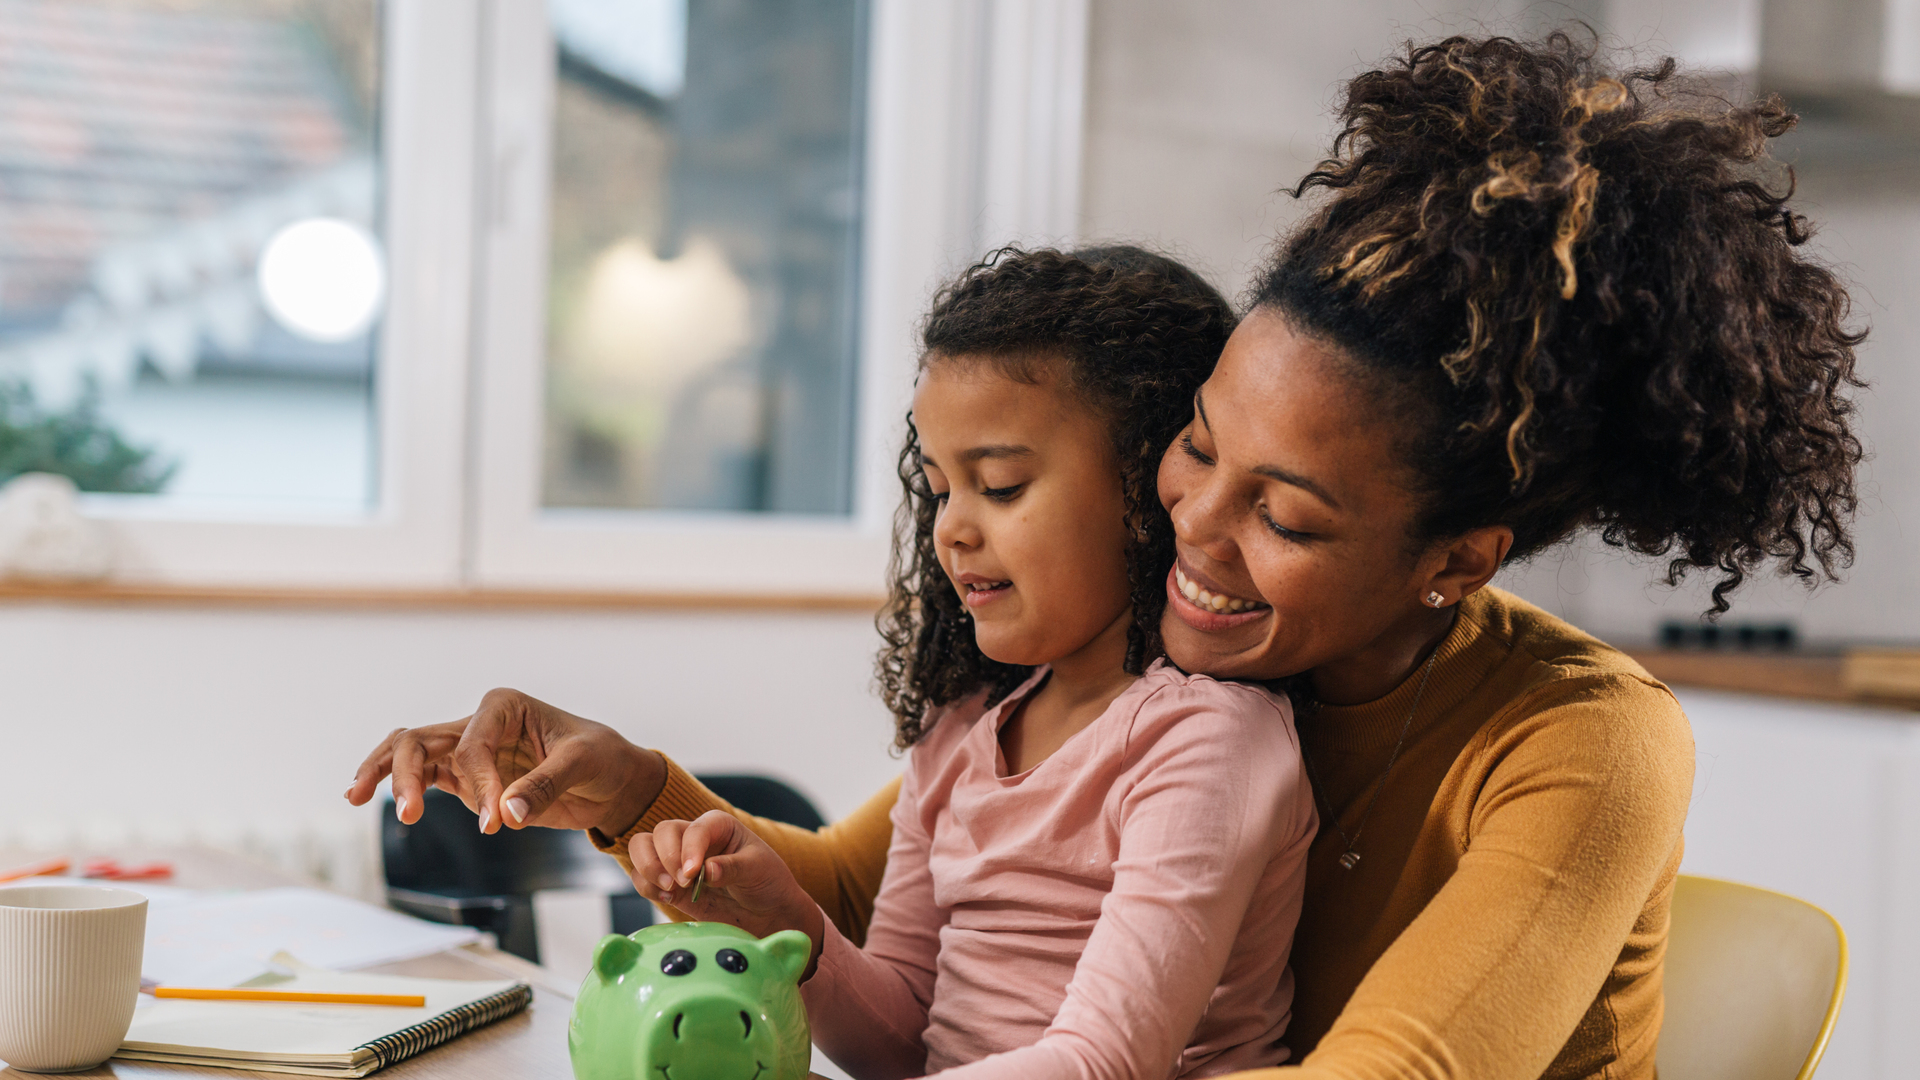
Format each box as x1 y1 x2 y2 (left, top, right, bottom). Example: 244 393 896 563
0 885 148 1073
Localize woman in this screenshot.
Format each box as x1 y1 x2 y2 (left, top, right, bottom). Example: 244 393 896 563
349 33 1863 1080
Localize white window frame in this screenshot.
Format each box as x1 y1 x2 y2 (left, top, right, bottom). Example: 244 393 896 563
469 0 1090 597
42 0 1089 598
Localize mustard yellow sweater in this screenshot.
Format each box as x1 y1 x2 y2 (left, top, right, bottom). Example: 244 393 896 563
595 587 1694 1080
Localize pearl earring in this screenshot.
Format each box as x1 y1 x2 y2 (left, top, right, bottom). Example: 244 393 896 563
1425 591 1445 608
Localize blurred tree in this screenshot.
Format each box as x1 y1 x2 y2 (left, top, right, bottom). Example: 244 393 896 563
0 384 174 494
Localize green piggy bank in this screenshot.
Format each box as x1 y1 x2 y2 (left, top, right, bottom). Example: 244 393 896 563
569 922 813 1080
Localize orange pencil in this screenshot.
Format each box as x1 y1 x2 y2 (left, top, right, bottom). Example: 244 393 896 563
151 987 427 1007
0 857 69 883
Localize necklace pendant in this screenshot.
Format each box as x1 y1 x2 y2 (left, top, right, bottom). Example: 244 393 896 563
1338 850 1361 870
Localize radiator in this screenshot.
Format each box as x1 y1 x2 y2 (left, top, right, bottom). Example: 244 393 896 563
0 811 385 904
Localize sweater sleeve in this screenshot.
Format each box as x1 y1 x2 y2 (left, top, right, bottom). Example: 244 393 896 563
802 751 946 1080
1251 676 1694 1080
921 683 1310 1080
589 753 900 945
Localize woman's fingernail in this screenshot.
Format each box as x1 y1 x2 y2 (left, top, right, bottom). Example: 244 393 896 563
478 804 492 833
658 874 674 891
506 797 528 824
395 796 409 819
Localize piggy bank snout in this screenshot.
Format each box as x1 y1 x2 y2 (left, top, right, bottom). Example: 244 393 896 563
644 991 777 1080
669 998 758 1044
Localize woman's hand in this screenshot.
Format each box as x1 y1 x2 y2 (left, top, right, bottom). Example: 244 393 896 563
629 810 826 965
343 688 666 838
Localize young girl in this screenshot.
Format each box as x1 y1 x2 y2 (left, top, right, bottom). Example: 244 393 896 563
622 247 1317 1080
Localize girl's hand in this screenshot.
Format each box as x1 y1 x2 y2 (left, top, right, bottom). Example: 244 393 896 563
629 810 826 964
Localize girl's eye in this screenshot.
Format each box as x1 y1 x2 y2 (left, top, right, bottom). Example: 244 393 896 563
1180 431 1213 466
931 490 950 503
1257 507 1308 543
982 484 1024 503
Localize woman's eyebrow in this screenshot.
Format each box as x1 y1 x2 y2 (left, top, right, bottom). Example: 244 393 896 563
1253 463 1342 510
1196 388 1342 510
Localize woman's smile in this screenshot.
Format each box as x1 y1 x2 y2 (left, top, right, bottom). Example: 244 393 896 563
1166 564 1270 634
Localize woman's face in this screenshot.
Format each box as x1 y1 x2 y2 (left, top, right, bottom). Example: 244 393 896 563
1157 307 1439 685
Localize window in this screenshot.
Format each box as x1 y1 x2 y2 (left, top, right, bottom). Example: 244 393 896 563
0 0 1091 598
543 0 866 515
0 0 383 512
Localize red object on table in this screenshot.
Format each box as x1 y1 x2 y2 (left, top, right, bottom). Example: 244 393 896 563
82 858 174 881
0 857 69 883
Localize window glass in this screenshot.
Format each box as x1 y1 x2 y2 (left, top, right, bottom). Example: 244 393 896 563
0 0 381 510
543 0 866 513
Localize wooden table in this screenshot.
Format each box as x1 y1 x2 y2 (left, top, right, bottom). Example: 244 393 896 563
0 846 578 1079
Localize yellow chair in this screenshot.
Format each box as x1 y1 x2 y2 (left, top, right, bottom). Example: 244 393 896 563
1657 874 1848 1080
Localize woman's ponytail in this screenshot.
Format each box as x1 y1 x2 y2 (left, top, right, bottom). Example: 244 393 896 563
1258 30 1865 612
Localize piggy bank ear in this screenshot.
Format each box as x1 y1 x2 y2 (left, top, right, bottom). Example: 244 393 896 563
759 929 812 983
592 934 643 979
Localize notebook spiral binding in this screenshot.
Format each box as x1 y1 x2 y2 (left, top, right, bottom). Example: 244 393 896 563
354 983 532 1072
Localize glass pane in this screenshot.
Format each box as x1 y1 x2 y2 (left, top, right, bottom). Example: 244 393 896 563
543 0 866 513
0 0 381 511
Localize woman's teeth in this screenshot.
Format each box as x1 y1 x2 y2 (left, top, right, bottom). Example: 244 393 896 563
966 581 1010 593
1176 567 1264 614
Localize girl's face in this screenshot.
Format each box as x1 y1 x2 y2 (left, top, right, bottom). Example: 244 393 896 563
914 358 1134 668
1156 307 1439 685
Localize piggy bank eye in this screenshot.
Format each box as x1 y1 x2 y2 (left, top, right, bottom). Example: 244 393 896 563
716 948 748 974
661 950 697 976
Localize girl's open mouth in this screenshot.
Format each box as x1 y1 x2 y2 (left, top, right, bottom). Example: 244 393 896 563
963 580 1012 608
1166 565 1269 629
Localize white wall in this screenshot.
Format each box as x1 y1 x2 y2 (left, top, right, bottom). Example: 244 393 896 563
0 602 900 894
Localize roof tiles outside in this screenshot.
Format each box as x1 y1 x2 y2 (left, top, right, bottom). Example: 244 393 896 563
0 0 368 325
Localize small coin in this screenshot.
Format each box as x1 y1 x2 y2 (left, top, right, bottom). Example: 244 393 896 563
689 866 706 902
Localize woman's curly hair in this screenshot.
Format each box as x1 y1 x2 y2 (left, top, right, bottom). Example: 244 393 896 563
1259 30 1865 613
875 245 1236 748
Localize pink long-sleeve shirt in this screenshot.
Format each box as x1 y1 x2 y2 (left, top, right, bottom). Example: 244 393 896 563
803 660 1316 1080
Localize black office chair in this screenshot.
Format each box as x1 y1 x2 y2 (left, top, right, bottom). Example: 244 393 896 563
380 774 825 963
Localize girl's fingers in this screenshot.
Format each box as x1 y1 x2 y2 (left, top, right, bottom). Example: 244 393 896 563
629 833 676 895
701 852 753 888
678 811 740 880
650 821 690 887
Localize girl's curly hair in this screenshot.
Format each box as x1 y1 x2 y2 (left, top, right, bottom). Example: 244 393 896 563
1260 31 1865 613
875 245 1236 748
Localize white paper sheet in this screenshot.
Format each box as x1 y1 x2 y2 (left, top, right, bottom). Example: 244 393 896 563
142 887 480 987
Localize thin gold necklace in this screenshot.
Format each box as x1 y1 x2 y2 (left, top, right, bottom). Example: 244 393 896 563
1300 650 1439 871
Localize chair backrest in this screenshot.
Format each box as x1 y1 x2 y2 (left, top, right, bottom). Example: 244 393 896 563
697 774 827 830
1657 874 1848 1080
381 789 630 895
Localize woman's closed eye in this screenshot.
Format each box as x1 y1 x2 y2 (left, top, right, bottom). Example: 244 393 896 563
1257 506 1311 543
1180 431 1213 466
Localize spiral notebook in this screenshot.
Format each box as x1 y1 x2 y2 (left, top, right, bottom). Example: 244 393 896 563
115 966 531 1077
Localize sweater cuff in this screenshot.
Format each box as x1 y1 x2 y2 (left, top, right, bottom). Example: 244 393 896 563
587 752 718 858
